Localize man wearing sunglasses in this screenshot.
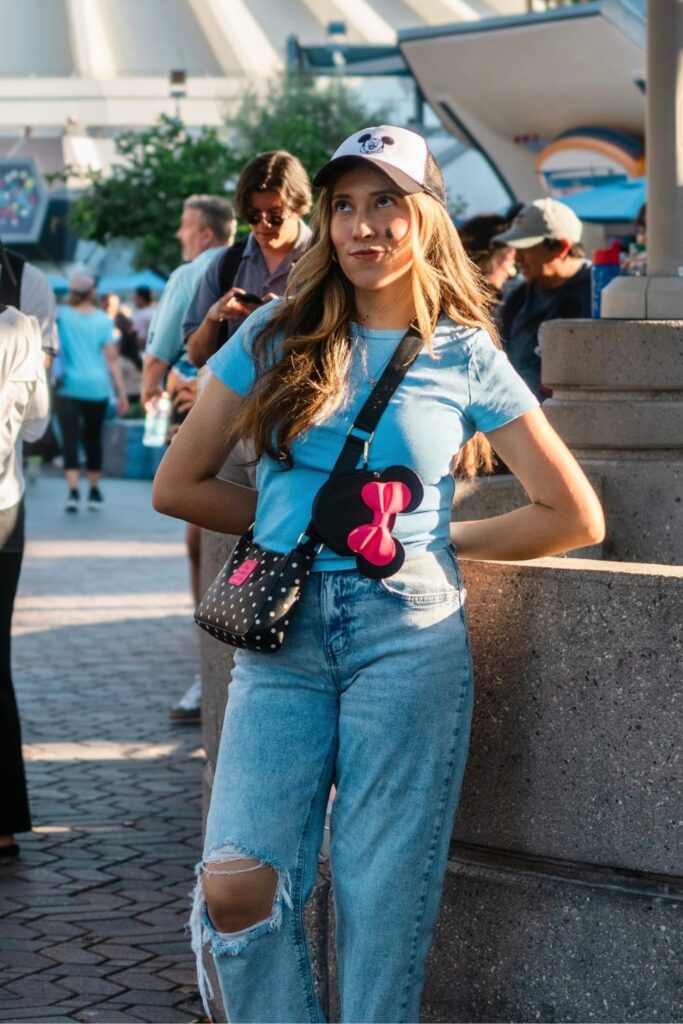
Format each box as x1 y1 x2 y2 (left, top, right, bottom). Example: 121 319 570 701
183 151 312 369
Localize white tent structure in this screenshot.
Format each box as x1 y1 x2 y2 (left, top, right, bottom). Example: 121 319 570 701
0 0 531 134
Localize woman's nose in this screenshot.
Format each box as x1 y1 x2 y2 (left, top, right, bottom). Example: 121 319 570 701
352 213 375 237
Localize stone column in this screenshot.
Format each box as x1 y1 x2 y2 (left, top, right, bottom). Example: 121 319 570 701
602 0 683 317
541 318 683 564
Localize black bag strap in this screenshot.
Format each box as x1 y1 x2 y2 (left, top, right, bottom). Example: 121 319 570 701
218 237 248 295
299 326 423 550
0 243 24 309
215 237 249 348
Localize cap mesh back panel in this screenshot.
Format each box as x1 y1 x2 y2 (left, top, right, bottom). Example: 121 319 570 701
424 152 447 207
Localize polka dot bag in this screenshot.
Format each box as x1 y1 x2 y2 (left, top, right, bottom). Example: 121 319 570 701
194 530 317 653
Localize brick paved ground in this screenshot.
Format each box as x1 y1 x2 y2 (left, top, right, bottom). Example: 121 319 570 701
0 471 205 1023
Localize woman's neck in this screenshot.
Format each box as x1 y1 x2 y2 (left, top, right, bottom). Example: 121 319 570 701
352 283 416 330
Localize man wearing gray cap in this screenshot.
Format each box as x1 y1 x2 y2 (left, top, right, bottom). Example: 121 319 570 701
494 197 591 400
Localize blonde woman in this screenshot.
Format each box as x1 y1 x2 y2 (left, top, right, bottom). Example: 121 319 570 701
153 126 604 1023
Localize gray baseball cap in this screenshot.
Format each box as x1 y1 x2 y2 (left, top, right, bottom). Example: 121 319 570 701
492 198 583 249
69 272 96 293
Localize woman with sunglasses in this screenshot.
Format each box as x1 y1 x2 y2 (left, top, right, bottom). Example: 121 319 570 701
184 151 312 369
154 125 604 1023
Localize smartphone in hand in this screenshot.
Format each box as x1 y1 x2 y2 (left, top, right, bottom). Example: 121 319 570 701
238 292 264 306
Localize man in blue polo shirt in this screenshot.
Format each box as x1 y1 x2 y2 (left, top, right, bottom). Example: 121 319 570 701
141 195 236 407
142 195 236 722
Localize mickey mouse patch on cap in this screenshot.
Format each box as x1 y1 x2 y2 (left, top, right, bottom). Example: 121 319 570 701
357 132 395 154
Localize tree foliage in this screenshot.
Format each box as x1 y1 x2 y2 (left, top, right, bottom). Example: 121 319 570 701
229 74 389 182
65 76 387 275
66 117 240 275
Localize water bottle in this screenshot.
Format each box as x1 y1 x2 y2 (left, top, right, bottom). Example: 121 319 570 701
142 391 171 447
591 240 622 318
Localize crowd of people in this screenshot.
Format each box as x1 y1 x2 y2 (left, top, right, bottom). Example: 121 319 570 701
0 121 614 1020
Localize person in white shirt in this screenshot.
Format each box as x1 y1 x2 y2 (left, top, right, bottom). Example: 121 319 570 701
0 304 50 860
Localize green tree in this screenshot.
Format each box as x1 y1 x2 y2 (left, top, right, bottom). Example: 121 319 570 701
65 117 240 275
229 73 388 183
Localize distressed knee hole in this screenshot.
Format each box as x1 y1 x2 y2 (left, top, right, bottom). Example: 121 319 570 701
202 847 280 935
189 846 292 1014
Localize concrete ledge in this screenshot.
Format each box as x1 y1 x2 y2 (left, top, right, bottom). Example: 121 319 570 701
422 855 681 1023
458 557 682 876
540 319 683 389
543 395 683 448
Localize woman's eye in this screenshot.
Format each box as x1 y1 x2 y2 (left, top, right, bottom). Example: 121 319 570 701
377 195 395 208
333 199 352 213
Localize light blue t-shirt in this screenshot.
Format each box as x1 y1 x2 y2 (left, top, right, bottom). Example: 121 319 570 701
56 306 114 401
146 246 225 376
208 303 539 571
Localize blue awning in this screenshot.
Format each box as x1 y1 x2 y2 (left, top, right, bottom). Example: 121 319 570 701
96 270 167 294
46 272 69 292
561 178 646 223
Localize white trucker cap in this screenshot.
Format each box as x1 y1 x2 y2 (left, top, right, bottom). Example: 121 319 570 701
314 125 447 207
492 198 583 248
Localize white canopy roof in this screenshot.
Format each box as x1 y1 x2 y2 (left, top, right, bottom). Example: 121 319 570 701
0 0 528 130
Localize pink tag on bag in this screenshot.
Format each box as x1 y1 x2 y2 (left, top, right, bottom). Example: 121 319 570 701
228 559 259 585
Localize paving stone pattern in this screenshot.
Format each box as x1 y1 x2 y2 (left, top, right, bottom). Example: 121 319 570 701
1 474 205 1023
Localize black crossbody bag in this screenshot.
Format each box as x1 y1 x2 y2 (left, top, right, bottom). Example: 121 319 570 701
194 329 423 653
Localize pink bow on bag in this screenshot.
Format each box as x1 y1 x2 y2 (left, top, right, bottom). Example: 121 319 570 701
347 480 411 566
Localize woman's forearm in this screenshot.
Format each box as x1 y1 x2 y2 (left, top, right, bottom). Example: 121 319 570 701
152 474 257 535
186 319 221 368
106 355 127 398
450 499 604 561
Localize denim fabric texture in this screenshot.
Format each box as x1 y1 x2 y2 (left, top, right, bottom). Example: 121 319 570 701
193 547 474 1024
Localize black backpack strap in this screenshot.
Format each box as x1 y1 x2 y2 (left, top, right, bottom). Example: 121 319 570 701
218 238 248 295
299 328 423 549
0 244 24 309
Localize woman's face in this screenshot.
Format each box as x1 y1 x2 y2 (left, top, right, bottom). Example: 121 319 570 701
329 164 414 297
245 190 300 255
488 245 517 291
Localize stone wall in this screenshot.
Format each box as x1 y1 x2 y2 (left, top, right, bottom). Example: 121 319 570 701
198 536 682 1022
540 319 683 565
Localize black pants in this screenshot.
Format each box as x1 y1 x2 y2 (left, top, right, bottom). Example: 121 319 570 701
54 395 108 472
0 502 31 834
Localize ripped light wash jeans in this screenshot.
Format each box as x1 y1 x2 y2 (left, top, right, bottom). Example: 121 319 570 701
192 546 474 1024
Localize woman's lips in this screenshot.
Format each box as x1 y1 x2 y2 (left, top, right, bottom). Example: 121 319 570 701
349 249 385 261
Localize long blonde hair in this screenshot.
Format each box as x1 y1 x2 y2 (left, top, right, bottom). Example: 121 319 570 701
231 181 502 476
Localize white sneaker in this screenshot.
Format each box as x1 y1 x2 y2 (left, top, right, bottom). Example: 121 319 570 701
169 674 201 721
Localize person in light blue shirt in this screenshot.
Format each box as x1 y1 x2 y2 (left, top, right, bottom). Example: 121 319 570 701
142 195 237 406
54 273 128 514
153 125 605 1023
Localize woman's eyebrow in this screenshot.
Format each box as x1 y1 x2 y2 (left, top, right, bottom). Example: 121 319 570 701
332 188 401 200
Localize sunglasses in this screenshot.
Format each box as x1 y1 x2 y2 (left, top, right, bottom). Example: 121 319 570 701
245 210 289 227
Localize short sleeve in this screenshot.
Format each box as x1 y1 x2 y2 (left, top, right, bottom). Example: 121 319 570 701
207 301 281 396
182 252 223 341
20 264 59 355
466 329 539 434
146 267 187 364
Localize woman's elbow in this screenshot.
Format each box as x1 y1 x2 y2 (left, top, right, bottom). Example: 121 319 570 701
570 492 606 547
152 467 180 518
